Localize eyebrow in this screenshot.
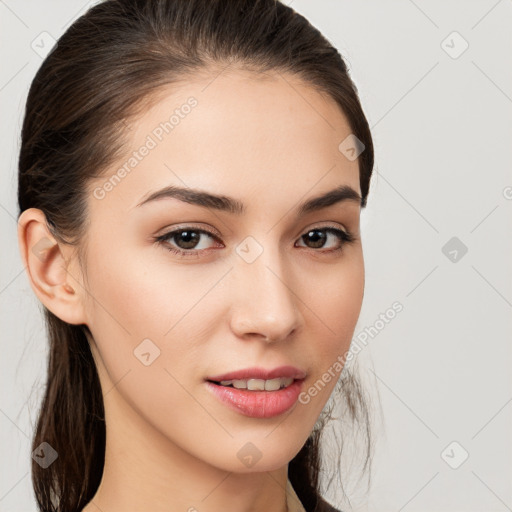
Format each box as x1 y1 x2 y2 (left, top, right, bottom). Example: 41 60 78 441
135 183 362 215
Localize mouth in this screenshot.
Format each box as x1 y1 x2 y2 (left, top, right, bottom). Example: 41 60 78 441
207 377 304 391
204 377 306 418
206 376 299 391
205 365 307 384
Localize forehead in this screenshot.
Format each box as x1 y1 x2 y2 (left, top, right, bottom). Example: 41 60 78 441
88 68 360 215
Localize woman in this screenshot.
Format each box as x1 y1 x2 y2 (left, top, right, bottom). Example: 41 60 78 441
17 1 374 511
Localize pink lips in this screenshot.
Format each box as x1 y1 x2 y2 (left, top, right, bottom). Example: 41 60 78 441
205 365 307 382
204 365 307 419
205 379 304 418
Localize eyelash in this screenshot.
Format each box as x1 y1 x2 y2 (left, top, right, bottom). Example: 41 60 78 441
154 224 355 259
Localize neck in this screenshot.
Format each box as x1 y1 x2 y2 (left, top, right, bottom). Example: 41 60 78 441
82 374 290 512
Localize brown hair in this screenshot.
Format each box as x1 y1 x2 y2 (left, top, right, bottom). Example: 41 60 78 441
17 1 375 510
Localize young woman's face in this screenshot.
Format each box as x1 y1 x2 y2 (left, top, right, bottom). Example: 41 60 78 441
80 68 364 473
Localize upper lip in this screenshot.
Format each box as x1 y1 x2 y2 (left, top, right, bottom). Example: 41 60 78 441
206 365 307 382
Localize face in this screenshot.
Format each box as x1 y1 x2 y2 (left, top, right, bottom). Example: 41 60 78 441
79 68 364 473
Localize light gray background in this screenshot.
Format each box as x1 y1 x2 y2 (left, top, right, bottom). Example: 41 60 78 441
1 1 511 511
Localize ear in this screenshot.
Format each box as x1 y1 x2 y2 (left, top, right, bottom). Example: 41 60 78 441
17 208 88 325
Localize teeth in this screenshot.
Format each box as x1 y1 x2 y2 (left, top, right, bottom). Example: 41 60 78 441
219 377 294 391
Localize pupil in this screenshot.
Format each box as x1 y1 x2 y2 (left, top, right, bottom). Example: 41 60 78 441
177 230 199 249
306 229 325 248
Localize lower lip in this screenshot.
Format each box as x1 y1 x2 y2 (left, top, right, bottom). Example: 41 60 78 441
204 379 304 418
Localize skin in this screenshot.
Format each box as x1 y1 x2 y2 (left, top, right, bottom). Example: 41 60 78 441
18 67 365 512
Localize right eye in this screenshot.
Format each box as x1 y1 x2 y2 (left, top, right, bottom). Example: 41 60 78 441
155 227 222 258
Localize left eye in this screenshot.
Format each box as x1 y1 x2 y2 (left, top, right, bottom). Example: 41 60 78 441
155 225 354 258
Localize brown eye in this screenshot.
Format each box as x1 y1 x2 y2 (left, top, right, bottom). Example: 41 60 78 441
297 227 354 252
155 227 220 257
302 229 328 249
169 230 203 250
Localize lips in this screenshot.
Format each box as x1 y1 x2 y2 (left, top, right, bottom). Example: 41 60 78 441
205 378 305 418
206 365 307 382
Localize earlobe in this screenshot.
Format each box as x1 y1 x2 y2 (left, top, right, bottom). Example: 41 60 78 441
17 208 88 325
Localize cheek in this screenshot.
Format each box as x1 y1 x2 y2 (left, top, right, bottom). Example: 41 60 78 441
307 255 364 354
297 256 364 407
82 243 231 386
84 240 220 337
82 247 223 426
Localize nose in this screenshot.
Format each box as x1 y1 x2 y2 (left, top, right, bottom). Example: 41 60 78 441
229 242 303 343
